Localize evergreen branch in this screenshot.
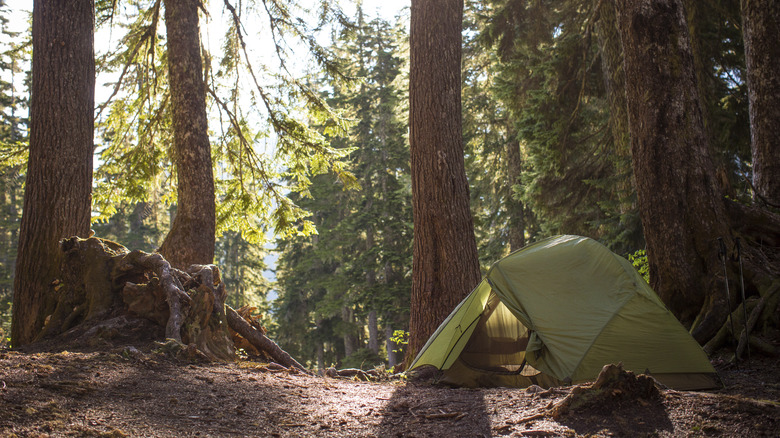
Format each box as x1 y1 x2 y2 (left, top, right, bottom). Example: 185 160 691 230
96 0 163 120
206 85 278 195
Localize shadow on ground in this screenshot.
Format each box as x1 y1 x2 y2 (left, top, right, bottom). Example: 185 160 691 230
376 382 491 437
556 395 674 436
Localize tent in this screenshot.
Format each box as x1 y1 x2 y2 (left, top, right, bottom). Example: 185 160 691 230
408 235 721 390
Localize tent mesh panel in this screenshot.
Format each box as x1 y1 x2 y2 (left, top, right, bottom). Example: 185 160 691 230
459 292 541 376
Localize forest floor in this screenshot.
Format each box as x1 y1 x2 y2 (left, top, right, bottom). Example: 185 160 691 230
0 344 778 437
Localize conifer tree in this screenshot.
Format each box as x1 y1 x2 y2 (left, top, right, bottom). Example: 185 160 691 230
275 11 412 368
93 0 357 252
12 0 94 346
407 0 482 363
614 0 780 344
0 4 29 342
477 0 643 253
155 0 216 268
741 0 780 203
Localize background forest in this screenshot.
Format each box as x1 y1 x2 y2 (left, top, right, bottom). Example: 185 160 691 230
0 0 765 371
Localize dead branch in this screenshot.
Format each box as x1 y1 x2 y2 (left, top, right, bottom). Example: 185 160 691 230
225 305 307 373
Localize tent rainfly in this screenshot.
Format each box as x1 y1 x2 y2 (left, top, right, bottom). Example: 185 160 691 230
408 235 721 390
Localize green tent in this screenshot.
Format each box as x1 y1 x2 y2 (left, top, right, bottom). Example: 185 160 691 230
408 235 721 390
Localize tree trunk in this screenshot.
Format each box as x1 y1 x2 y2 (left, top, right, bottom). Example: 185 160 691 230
407 0 482 362
342 306 357 357
615 0 733 342
741 0 780 204
157 0 215 269
12 0 94 346
316 341 325 371
385 325 398 368
597 0 630 159
367 309 379 355
505 135 525 252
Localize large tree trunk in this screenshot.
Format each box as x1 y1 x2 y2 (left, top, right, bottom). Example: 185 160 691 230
367 310 379 355
597 1 630 159
505 135 526 252
407 0 482 363
615 0 733 342
342 306 357 358
157 0 216 269
741 0 780 204
596 0 638 235
12 0 94 346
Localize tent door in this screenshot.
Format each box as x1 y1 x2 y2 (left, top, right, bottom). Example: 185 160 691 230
459 291 541 376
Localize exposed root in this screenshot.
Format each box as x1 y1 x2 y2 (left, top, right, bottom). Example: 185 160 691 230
31 236 303 367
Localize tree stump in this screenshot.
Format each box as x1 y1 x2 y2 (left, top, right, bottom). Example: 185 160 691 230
31 237 304 369
550 363 661 418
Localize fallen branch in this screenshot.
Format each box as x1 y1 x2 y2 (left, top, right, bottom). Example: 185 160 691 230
515 413 546 424
521 431 558 437
422 411 466 420
225 305 307 373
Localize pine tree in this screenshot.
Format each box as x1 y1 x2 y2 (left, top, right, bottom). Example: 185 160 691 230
12 0 94 346
407 0 482 364
463 0 539 264
93 0 358 249
0 3 29 344
477 0 642 254
274 11 412 369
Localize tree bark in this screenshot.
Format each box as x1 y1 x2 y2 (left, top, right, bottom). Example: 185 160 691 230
741 0 780 204
615 0 733 341
342 306 357 357
597 0 630 159
157 0 216 269
505 135 526 252
407 0 482 362
367 309 379 355
12 0 94 346
385 325 398 368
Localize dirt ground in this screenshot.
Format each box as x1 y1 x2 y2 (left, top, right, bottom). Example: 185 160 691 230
1 345 778 437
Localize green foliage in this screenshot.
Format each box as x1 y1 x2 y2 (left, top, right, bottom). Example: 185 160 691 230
340 348 384 370
473 0 643 253
92 0 358 244
0 3 29 340
628 249 650 284
273 10 412 368
216 231 272 314
463 0 542 266
390 329 408 354
92 201 168 252
93 0 171 225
